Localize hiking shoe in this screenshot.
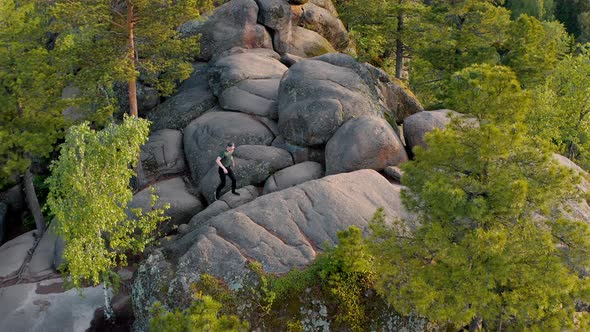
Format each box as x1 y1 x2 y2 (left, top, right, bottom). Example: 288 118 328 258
232 191 241 196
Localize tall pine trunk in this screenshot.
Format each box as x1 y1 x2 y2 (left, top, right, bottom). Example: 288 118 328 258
127 0 138 118
395 5 404 79
24 167 45 236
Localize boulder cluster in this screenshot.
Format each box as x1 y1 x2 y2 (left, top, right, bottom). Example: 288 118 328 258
127 0 437 329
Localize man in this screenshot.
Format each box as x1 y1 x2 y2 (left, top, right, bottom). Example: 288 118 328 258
214 142 240 200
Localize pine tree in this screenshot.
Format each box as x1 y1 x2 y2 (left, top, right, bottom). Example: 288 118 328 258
526 46 590 168
369 122 590 330
0 0 70 234
51 0 211 117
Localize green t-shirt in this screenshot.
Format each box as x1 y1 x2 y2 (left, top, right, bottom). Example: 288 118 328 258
219 150 233 167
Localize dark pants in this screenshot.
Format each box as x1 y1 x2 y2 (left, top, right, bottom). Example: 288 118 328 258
216 166 236 198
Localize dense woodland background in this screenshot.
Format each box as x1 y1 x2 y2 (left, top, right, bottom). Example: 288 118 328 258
2 0 590 331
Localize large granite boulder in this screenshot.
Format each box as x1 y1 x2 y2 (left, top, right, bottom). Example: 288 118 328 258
272 137 325 164
0 230 35 281
298 2 349 51
195 0 273 60
263 161 324 194
325 116 408 175
255 0 293 53
287 26 336 58
189 185 260 228
208 49 287 119
277 53 387 146
199 145 293 203
136 129 186 188
23 228 58 280
147 63 217 131
132 170 414 331
363 64 424 124
403 109 456 153
128 178 204 234
0 279 106 332
184 111 275 183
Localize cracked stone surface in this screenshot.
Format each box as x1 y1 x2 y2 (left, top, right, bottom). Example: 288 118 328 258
132 169 414 330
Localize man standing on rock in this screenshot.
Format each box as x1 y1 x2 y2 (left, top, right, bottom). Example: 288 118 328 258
215 142 240 200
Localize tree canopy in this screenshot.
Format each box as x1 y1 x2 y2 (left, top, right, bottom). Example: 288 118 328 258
46 116 168 290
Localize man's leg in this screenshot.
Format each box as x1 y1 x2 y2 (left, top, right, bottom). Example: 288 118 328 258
227 168 240 195
215 167 226 199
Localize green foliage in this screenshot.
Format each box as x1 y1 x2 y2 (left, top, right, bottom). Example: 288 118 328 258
501 14 569 87
50 0 212 117
526 46 590 168
247 227 377 331
505 0 555 20
0 0 69 186
149 295 249 332
555 0 590 41
334 0 427 74
368 119 590 329
446 64 529 123
45 116 169 289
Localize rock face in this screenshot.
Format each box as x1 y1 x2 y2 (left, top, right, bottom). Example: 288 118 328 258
363 63 424 123
147 63 216 131
189 185 260 228
0 202 6 244
287 27 336 58
0 279 106 332
263 161 324 193
298 2 349 51
325 116 408 175
0 231 35 280
183 111 275 183
132 170 414 331
137 129 187 188
128 178 204 234
196 0 273 60
208 49 287 119
199 145 293 203
403 109 456 153
277 53 387 146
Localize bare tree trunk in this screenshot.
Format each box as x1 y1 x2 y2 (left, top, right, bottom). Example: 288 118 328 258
395 4 404 79
469 316 483 332
127 0 138 118
103 279 115 320
23 167 45 236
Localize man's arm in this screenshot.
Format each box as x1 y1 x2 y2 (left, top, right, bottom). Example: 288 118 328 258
216 156 228 173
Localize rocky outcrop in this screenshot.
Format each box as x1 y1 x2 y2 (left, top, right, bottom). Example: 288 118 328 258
147 63 216 131
183 111 275 183
199 145 293 203
189 185 260 228
137 129 187 188
363 64 424 123
277 53 387 146
208 49 287 119
195 0 273 60
298 2 349 51
403 109 456 153
263 161 324 194
325 116 408 175
128 178 204 234
0 278 106 332
287 27 336 58
132 170 414 331
0 231 35 280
